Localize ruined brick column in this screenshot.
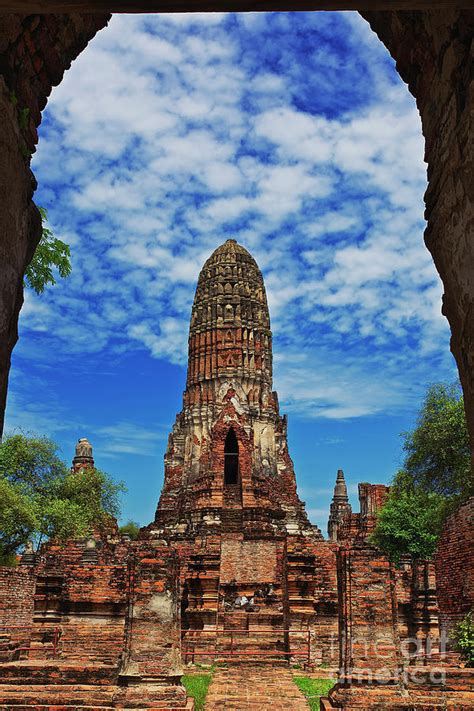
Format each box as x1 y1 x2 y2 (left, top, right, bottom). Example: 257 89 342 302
118 543 186 708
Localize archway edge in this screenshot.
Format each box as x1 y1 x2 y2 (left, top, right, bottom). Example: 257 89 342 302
0 1 468 10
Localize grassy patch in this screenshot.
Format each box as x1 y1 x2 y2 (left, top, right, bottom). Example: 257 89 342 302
293 676 335 711
182 673 213 711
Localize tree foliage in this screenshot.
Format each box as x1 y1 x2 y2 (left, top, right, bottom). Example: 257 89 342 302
0 476 37 562
0 434 125 561
372 383 473 562
119 520 141 540
0 433 67 491
401 382 471 501
24 207 71 294
370 482 447 562
450 611 474 667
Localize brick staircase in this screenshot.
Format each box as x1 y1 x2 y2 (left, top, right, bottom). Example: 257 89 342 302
286 541 338 667
183 550 220 630
0 625 61 663
0 682 194 710
182 608 293 664
204 664 309 710
0 662 193 710
218 609 287 662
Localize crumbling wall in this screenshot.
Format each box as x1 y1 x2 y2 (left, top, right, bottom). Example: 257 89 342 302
0 566 35 661
435 496 474 639
0 566 34 627
58 563 128 664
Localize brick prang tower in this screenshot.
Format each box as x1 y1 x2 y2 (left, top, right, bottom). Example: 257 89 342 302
152 238 319 541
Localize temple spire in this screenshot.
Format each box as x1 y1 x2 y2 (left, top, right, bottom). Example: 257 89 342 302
328 468 352 542
334 468 348 500
186 238 272 397
154 238 318 539
72 437 94 472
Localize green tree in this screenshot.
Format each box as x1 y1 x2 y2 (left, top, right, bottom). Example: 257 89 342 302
371 383 473 562
402 382 471 501
0 433 68 491
0 433 125 561
370 481 447 562
119 520 141 540
0 476 37 563
24 207 71 294
450 611 474 667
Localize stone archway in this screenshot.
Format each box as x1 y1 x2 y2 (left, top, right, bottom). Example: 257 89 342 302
0 8 473 467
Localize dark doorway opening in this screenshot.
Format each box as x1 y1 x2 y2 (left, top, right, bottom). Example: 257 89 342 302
224 428 239 485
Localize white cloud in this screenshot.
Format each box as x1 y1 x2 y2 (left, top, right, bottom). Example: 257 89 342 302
94 421 166 457
128 317 189 364
254 107 333 163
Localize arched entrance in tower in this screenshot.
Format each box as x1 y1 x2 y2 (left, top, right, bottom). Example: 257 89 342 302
224 428 239 486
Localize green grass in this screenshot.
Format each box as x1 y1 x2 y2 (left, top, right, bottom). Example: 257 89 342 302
182 673 213 711
293 676 335 711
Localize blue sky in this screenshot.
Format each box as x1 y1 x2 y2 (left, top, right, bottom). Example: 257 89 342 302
5 11 457 533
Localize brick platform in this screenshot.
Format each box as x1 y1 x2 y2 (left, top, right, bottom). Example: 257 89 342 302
204 664 309 710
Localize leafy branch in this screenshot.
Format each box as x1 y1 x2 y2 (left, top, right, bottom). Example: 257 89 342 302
24 207 71 294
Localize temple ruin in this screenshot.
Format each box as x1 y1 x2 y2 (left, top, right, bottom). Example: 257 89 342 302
0 239 472 709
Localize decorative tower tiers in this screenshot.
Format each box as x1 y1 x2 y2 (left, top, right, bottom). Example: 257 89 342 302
152 239 320 540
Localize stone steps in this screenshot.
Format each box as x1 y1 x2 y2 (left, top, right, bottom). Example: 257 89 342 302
0 683 192 709
0 707 193 711
204 664 309 710
322 681 474 710
182 610 291 663
0 662 117 685
0 684 117 706
0 624 124 666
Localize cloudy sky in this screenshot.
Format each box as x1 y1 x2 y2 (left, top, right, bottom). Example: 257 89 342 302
5 11 457 532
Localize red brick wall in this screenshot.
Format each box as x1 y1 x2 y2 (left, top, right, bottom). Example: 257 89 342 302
287 538 339 666
63 563 127 605
0 566 35 660
58 563 128 664
0 566 34 627
435 497 474 637
220 540 280 584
